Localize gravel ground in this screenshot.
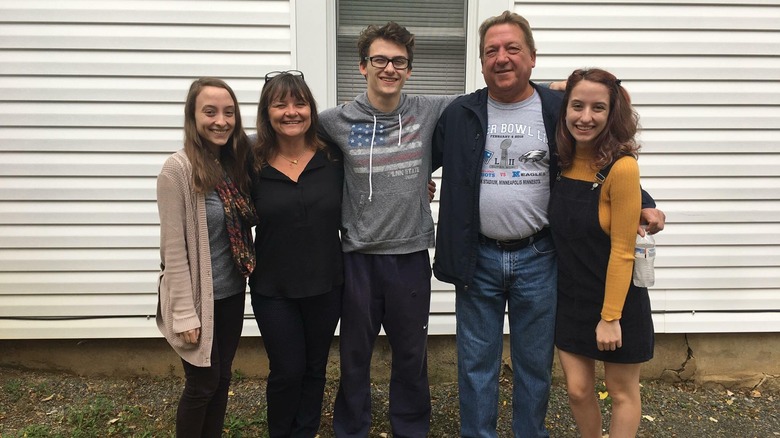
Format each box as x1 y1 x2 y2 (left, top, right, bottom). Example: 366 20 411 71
1 366 778 437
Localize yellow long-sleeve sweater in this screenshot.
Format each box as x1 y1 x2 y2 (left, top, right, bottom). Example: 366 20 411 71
561 151 641 321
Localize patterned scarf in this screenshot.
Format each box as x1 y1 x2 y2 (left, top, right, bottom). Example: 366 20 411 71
214 174 259 277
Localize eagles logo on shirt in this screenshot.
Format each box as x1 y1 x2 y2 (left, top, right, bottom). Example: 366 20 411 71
519 150 547 163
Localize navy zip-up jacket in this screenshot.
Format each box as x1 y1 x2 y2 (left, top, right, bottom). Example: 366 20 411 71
431 83 561 290
432 83 655 291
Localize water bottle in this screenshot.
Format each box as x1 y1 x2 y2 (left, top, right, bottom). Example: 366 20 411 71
633 226 655 287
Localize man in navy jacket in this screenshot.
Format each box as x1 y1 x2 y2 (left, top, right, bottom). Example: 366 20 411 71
432 10 664 438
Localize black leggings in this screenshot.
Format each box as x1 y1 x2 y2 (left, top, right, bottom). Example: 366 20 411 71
176 292 245 438
251 287 342 438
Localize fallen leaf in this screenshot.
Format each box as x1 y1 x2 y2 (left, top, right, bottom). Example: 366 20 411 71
41 394 54 402
107 418 119 425
379 434 388 438
726 399 734 405
599 391 609 400
228 390 235 396
751 390 762 398
726 390 734 396
708 417 718 423
642 415 654 422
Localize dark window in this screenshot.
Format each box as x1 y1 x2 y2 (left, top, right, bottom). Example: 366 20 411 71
336 0 467 103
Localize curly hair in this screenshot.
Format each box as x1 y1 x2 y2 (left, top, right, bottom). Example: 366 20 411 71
183 77 251 194
556 68 641 170
357 22 415 69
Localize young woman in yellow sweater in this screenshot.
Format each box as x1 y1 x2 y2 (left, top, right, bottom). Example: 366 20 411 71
550 69 654 438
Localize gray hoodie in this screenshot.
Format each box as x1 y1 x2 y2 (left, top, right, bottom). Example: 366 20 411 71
319 92 456 254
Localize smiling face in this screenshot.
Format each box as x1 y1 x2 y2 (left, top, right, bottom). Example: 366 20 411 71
360 38 412 103
481 23 536 103
194 86 235 153
565 79 611 150
267 94 311 141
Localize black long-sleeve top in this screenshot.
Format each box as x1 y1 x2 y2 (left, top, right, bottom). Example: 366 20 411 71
249 148 344 298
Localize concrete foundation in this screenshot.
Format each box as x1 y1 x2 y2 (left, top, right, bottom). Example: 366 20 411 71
1 333 777 390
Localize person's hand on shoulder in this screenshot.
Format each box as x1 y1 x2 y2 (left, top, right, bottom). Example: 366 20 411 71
549 80 567 91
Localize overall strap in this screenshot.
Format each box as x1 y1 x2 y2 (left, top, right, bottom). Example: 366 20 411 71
591 157 622 190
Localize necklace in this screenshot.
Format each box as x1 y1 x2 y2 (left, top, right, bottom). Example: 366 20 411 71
276 149 307 166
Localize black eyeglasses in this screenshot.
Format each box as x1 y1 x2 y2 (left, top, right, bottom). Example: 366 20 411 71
263 70 305 88
364 56 410 70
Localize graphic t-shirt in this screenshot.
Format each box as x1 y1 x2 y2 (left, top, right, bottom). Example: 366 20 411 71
479 91 550 240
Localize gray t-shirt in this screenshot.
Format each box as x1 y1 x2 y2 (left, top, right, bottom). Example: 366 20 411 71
479 91 550 240
205 191 245 300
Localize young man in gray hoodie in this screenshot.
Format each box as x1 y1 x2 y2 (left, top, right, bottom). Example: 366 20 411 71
318 22 455 438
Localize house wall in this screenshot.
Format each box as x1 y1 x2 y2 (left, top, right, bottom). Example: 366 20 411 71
507 0 780 334
2 333 779 390
0 0 290 338
1 0 779 339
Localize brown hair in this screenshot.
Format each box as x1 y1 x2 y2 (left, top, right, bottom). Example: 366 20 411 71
357 22 415 69
478 10 536 61
183 77 251 194
556 68 640 170
253 72 325 170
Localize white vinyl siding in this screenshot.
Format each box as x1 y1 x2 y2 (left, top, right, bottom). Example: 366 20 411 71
2 0 778 339
508 0 780 333
423 0 780 335
0 0 293 338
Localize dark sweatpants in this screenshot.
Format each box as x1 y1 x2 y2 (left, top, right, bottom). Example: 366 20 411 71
333 250 432 438
177 292 245 438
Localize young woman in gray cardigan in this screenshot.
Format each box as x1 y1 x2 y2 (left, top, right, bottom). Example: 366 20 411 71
156 77 257 437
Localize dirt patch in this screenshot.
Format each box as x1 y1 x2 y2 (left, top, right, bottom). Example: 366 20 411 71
1 366 778 437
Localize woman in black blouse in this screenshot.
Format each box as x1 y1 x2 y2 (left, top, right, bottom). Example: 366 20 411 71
249 71 343 438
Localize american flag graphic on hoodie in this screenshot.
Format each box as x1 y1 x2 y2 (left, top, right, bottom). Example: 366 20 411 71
346 115 424 179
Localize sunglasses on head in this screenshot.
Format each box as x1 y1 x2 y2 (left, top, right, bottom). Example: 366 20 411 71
263 70 305 89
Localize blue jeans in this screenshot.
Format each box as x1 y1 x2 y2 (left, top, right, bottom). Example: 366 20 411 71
456 234 557 438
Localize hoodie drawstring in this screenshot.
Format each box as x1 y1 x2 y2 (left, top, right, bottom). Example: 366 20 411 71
367 113 403 202
368 115 376 202
398 113 402 147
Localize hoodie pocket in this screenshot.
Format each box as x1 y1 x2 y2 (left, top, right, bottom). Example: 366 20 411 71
354 188 433 244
